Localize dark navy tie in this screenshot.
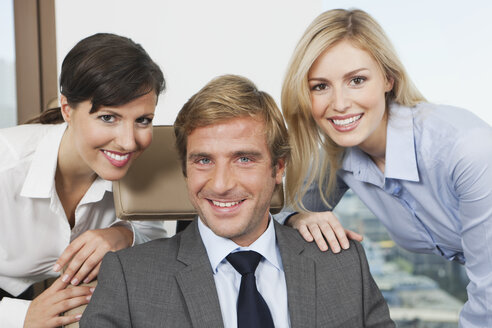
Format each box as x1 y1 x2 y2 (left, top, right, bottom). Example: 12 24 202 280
226 251 275 328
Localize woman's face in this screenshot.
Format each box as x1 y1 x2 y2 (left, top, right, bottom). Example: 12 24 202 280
308 40 393 153
61 92 156 181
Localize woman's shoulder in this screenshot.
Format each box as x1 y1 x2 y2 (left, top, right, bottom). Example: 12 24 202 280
408 102 492 172
410 102 489 133
0 123 63 167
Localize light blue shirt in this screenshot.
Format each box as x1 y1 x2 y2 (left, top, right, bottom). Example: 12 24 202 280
275 102 492 328
198 217 290 328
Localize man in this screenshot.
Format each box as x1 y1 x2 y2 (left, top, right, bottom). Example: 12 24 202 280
81 75 394 327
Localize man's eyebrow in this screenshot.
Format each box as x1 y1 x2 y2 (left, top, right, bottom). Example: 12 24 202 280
187 152 210 161
233 150 263 158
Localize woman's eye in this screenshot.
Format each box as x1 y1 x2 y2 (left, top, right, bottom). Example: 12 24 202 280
350 77 366 86
136 117 153 125
311 83 328 91
99 115 115 123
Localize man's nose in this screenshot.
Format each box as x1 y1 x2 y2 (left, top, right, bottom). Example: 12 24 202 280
209 162 235 195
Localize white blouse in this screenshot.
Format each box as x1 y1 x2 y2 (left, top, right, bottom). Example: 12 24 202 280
0 123 167 327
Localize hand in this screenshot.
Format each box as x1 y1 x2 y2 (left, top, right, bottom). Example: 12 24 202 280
286 211 363 252
53 226 133 285
23 276 94 328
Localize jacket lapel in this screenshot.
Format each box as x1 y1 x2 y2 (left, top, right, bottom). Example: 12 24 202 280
275 222 316 328
175 220 225 328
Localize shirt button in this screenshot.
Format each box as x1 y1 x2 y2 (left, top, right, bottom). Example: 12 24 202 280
393 185 402 196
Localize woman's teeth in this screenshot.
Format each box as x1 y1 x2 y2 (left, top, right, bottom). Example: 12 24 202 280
212 200 240 208
332 114 362 126
103 150 129 161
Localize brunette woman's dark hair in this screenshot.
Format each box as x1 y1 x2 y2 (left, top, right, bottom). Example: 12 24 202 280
28 33 165 124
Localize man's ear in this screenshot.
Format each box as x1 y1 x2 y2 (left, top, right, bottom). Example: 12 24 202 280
274 158 286 185
60 95 72 123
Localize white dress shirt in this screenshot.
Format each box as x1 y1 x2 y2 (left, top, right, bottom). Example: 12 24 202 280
198 217 290 328
0 123 167 327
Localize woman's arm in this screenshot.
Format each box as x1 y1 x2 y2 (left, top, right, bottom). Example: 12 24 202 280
451 128 492 325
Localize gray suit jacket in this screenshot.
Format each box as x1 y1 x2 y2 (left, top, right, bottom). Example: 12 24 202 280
81 220 394 327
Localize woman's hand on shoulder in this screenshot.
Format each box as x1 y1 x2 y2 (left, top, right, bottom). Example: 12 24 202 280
286 211 363 252
53 226 133 286
23 276 94 328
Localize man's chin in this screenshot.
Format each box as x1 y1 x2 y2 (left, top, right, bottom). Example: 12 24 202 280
202 218 245 239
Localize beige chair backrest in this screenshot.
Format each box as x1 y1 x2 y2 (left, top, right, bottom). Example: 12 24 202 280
113 125 284 220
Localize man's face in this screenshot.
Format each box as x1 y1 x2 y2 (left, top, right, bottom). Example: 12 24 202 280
186 116 285 246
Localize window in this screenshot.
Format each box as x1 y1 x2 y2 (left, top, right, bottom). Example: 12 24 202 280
0 0 17 128
335 190 467 327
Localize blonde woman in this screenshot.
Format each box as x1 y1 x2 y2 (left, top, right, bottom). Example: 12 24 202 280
275 9 492 327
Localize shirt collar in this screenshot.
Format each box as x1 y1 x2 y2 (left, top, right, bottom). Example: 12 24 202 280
20 123 113 200
341 103 419 184
385 103 419 182
20 123 67 198
198 215 282 273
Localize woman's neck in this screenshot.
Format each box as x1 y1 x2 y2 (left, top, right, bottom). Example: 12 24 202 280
358 113 388 173
55 128 96 227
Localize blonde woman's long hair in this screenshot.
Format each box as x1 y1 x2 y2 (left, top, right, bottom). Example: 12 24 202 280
282 8 426 211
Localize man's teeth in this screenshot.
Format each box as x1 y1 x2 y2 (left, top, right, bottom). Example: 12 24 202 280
103 150 129 161
212 200 240 208
332 115 361 126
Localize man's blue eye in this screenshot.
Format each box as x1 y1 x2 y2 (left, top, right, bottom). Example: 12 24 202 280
238 157 251 163
198 158 211 164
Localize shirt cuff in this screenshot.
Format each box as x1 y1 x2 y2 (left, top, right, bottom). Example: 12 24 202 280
0 297 31 328
109 219 136 246
273 211 298 225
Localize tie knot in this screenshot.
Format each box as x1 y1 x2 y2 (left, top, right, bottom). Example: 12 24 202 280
226 251 262 276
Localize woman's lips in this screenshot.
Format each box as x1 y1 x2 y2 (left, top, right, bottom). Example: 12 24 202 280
328 113 363 132
101 150 132 167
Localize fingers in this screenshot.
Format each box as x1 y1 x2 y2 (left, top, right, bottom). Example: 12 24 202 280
326 218 350 250
51 292 92 315
53 238 85 273
346 229 364 242
25 282 94 328
50 285 94 305
48 313 83 328
288 211 363 253
82 263 101 284
308 223 330 252
44 276 71 295
46 293 92 328
62 244 97 285
297 224 314 242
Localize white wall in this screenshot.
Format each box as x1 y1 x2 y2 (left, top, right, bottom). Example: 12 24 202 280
55 0 322 125
55 0 492 125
